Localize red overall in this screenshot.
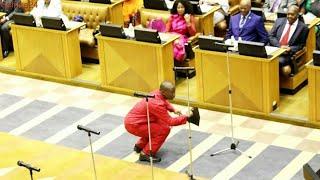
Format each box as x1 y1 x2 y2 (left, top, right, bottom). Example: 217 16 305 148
124 90 187 155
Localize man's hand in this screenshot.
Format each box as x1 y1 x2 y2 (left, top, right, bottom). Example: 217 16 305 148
174 110 182 116
0 16 6 24
280 45 291 52
184 14 191 26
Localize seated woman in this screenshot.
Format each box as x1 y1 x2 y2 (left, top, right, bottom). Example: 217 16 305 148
30 0 68 26
166 0 196 62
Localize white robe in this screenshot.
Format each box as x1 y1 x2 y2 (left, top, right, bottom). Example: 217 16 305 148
30 0 68 26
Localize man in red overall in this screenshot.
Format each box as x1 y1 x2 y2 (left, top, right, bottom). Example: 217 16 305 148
124 81 192 162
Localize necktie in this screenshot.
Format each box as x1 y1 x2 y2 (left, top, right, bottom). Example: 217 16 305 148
239 16 246 29
280 24 291 46
271 0 281 12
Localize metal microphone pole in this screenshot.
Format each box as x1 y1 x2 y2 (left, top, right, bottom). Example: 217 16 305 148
173 67 195 180
133 92 156 180
210 42 252 158
77 125 100 180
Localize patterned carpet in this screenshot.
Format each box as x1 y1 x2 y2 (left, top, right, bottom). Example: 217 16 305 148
0 73 320 179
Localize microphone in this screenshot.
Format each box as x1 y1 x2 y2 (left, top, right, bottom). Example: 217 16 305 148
133 92 155 98
214 42 234 48
77 125 100 135
172 67 195 71
17 161 40 172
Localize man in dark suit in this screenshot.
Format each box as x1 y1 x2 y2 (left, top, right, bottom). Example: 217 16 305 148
0 0 23 58
269 5 309 75
226 0 269 44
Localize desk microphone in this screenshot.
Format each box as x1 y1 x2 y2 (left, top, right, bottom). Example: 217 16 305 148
77 125 100 135
172 67 195 71
133 92 155 98
214 42 234 48
17 161 40 172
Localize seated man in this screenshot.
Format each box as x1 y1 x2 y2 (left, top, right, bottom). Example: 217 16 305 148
269 5 308 75
30 0 68 26
263 0 297 13
199 0 229 25
124 81 197 162
0 0 23 58
226 0 269 44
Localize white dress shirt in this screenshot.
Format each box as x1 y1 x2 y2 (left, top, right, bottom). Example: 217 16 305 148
280 19 298 43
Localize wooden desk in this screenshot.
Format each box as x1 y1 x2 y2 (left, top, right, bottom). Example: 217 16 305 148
108 0 124 25
140 6 220 35
11 24 82 79
195 48 286 114
97 34 178 92
307 61 320 123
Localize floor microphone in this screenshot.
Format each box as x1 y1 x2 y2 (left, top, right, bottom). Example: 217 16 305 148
133 92 155 98
77 125 100 135
17 161 40 172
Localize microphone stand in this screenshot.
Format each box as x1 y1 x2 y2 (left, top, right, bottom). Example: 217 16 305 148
17 161 40 180
77 125 101 180
133 92 156 180
209 42 252 159
173 67 195 180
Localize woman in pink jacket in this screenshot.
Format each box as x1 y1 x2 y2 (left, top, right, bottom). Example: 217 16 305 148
166 0 196 62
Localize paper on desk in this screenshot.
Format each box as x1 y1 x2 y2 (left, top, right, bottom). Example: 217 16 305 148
265 46 279 55
200 4 213 13
159 33 178 42
303 12 316 25
165 0 174 9
265 12 276 22
65 21 86 29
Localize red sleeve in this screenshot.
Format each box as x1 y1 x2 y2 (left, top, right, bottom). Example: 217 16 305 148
150 102 187 126
166 16 173 32
187 16 196 36
165 100 175 112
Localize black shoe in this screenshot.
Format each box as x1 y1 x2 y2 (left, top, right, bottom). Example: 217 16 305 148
139 153 161 163
3 50 9 58
187 107 200 126
134 144 142 153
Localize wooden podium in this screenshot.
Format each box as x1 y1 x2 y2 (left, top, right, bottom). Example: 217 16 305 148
97 34 178 93
307 61 320 123
11 24 82 79
195 47 286 114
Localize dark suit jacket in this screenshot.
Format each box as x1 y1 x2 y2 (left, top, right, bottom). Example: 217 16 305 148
269 18 309 54
226 12 269 44
0 0 23 20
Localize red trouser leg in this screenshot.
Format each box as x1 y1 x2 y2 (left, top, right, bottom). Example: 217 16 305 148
125 122 170 156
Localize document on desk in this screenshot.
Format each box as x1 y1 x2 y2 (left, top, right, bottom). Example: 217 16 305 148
200 4 213 13
264 12 276 22
165 0 173 9
303 12 316 25
159 33 178 42
265 46 279 56
65 21 86 29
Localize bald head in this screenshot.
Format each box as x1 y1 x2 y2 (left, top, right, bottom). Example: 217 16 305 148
287 5 299 24
239 0 251 16
160 81 175 100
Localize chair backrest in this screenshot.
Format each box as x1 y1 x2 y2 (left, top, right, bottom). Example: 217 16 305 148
62 1 109 29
